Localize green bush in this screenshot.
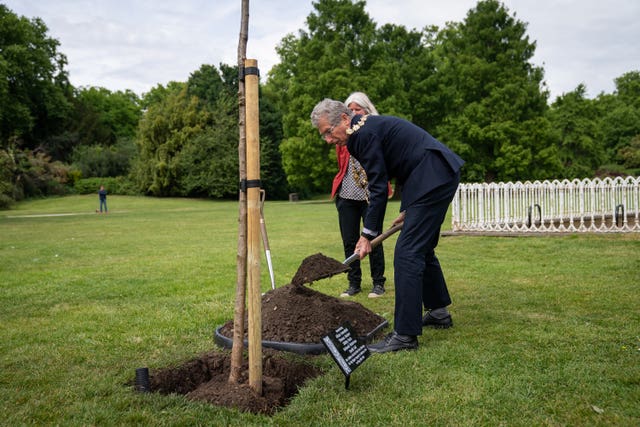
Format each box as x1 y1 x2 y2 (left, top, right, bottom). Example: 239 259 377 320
74 176 139 195
71 139 137 178
596 163 638 178
13 150 70 200
0 149 15 209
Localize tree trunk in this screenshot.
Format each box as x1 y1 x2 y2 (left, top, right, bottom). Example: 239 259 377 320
229 0 249 385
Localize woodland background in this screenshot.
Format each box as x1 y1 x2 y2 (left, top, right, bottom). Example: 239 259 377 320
1 0 639 208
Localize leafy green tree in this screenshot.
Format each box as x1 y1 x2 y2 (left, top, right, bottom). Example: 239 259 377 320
0 6 75 204
133 83 210 196
267 0 430 193
180 63 288 198
132 64 256 198
61 87 142 172
546 84 605 178
71 138 137 178
0 147 16 208
187 64 226 108
596 72 640 168
71 87 141 146
259 91 289 199
617 135 640 170
133 64 288 198
267 0 380 193
174 98 238 198
614 71 640 109
9 147 70 200
426 0 555 182
367 23 438 127
187 63 238 107
0 5 72 154
187 64 289 198
139 81 186 110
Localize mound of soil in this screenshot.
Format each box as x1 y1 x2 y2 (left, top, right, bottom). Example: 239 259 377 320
146 253 388 415
218 282 386 343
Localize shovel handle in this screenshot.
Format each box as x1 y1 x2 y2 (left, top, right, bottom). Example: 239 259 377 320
343 221 404 265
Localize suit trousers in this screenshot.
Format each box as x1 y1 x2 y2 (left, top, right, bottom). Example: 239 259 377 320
336 196 386 287
393 172 460 336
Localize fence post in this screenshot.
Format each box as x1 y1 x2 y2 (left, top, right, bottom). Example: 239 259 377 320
527 203 542 228
615 204 625 227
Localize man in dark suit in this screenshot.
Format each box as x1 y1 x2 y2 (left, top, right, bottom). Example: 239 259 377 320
311 98 464 353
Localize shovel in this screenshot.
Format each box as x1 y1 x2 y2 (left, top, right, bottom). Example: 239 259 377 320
291 222 403 286
342 221 404 265
260 189 276 290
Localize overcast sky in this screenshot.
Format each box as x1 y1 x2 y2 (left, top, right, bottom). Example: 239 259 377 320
5 0 639 101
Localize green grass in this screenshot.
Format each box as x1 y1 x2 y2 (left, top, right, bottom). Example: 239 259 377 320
1 195 639 426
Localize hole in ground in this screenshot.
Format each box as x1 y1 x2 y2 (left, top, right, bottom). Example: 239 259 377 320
137 254 388 415
148 349 322 415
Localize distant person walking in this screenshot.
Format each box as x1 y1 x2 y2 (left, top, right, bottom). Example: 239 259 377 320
98 185 108 214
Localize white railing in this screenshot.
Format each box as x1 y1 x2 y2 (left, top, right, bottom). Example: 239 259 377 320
451 176 640 233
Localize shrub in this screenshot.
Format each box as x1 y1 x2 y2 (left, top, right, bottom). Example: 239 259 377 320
71 138 137 178
11 150 71 200
74 176 140 195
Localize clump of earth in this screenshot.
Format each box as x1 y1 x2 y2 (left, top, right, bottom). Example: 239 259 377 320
290 252 350 286
145 253 388 414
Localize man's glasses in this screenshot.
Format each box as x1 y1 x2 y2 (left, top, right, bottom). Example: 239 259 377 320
321 125 336 140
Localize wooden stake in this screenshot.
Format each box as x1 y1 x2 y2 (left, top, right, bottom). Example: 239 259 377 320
245 58 262 395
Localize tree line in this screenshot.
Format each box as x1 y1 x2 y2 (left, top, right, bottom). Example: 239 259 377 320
1 0 638 208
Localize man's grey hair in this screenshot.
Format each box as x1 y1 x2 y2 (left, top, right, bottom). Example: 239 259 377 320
310 98 354 128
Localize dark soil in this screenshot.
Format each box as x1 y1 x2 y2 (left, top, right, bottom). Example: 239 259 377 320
290 252 350 286
148 348 322 415
145 253 387 415
218 282 386 344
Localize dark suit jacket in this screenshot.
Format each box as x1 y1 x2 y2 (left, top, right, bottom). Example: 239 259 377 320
347 115 464 234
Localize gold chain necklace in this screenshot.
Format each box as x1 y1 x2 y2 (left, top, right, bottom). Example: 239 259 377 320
346 114 368 135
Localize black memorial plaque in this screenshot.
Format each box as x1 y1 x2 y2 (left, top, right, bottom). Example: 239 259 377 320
321 321 370 389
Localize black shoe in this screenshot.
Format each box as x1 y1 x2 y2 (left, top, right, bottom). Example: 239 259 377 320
368 284 385 298
340 286 361 297
368 331 418 353
422 312 453 329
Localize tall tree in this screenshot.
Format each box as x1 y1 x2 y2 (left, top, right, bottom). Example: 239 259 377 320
258 93 289 199
0 5 73 205
71 87 141 146
268 0 379 192
63 86 142 175
546 84 605 178
367 23 438 127
132 83 211 196
423 0 557 182
0 5 72 154
186 63 239 113
597 71 640 167
267 0 430 193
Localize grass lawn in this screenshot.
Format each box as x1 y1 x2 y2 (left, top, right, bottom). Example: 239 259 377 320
1 195 639 426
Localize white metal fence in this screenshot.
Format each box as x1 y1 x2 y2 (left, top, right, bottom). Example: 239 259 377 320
451 176 640 233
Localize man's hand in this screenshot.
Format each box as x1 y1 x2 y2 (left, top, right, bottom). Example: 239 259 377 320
354 236 372 260
392 211 405 226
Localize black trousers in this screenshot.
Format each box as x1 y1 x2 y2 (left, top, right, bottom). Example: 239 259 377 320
335 196 386 288
393 172 460 336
